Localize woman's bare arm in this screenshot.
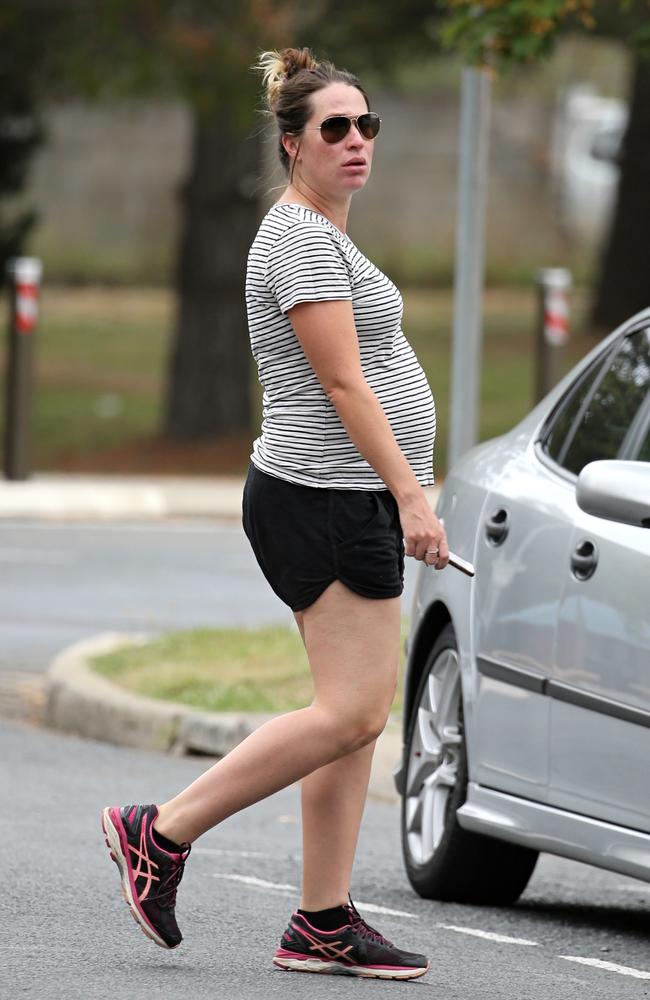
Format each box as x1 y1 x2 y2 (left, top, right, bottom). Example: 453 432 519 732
287 299 448 565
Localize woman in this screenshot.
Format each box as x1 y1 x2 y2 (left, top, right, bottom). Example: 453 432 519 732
101 46 448 982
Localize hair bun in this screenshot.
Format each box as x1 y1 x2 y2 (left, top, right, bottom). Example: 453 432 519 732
255 47 318 109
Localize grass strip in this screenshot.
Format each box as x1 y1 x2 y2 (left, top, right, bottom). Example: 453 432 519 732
90 624 408 715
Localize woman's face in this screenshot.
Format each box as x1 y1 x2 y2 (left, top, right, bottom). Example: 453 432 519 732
284 82 375 199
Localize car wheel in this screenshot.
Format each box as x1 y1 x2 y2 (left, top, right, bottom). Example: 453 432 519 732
401 623 538 905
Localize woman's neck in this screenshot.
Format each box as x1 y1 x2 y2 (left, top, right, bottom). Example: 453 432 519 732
277 183 350 233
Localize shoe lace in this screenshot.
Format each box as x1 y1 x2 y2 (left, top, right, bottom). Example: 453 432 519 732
152 843 191 909
344 896 394 948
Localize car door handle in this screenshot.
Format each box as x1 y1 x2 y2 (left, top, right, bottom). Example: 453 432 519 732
486 508 509 546
570 539 598 581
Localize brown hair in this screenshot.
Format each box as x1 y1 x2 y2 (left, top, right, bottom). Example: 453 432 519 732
254 47 370 175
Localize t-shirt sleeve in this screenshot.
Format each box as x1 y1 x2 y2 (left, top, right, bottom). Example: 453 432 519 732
265 222 353 314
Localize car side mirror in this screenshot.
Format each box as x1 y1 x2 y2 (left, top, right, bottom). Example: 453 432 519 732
576 460 650 528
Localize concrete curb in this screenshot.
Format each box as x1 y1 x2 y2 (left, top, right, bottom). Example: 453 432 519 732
45 633 402 803
46 633 275 755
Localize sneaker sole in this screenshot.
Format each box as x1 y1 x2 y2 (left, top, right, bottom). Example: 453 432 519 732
273 956 430 980
101 807 175 950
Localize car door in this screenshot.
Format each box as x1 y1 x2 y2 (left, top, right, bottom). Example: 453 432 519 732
547 326 650 832
471 340 618 803
472 454 575 802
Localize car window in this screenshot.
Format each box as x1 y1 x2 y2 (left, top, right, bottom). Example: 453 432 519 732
559 328 650 475
542 353 610 465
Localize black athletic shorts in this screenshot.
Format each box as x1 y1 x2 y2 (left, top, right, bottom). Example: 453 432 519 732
242 462 404 612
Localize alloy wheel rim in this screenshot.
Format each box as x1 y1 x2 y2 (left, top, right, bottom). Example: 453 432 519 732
404 647 463 866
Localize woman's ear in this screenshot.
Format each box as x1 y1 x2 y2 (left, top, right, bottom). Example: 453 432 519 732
281 133 300 162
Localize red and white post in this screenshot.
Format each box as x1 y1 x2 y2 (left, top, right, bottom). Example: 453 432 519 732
534 267 572 404
3 257 42 480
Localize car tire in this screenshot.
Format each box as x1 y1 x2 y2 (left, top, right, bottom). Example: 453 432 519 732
401 623 539 905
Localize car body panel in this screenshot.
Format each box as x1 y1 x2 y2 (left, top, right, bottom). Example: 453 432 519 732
471 443 576 800
400 306 650 883
406 437 512 780
457 782 650 883
550 506 650 833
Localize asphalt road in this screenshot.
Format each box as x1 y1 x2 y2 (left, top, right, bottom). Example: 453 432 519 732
2 518 649 997
0 518 420 675
3 720 649 1000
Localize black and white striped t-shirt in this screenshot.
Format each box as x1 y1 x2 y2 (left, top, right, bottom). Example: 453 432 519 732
245 203 436 490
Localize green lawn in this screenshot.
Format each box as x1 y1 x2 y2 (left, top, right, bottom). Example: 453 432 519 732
0 285 593 476
0 288 169 469
90 622 410 714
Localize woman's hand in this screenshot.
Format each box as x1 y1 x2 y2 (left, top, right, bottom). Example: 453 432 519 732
398 491 449 570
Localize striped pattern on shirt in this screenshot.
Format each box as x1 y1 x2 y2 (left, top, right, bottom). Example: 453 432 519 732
245 203 436 490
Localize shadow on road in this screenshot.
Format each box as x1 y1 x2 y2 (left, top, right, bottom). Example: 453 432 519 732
514 897 648 942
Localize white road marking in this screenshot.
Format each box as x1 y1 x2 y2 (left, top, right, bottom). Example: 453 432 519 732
355 902 417 919
194 847 271 859
559 956 650 980
437 924 539 946
614 883 650 892
213 874 296 893
210 874 417 917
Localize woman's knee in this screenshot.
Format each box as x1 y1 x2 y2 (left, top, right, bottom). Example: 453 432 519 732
324 705 391 754
350 714 389 751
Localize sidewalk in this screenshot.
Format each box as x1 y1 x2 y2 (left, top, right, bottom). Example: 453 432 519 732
0 472 246 520
0 472 439 521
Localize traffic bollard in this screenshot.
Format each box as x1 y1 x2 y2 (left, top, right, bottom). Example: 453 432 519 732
534 267 571 404
3 257 42 480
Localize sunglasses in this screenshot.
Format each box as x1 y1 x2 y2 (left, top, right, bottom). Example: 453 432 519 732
302 112 381 144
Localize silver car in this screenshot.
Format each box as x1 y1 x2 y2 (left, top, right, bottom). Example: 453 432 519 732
395 308 650 904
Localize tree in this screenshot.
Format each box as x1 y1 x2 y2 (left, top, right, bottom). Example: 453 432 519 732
158 1 444 438
439 0 650 333
2 0 297 441
84 1 443 441
589 22 650 328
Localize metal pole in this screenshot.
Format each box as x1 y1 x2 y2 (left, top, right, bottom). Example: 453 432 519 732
534 267 572 403
448 67 491 469
3 257 42 480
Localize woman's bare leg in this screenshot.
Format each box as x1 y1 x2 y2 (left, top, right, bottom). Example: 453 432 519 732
291 617 376 910
154 582 399 846
299 742 377 910
293 587 400 911
292 613 378 911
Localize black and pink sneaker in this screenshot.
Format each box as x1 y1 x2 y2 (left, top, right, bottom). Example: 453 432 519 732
273 898 429 980
101 804 190 949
